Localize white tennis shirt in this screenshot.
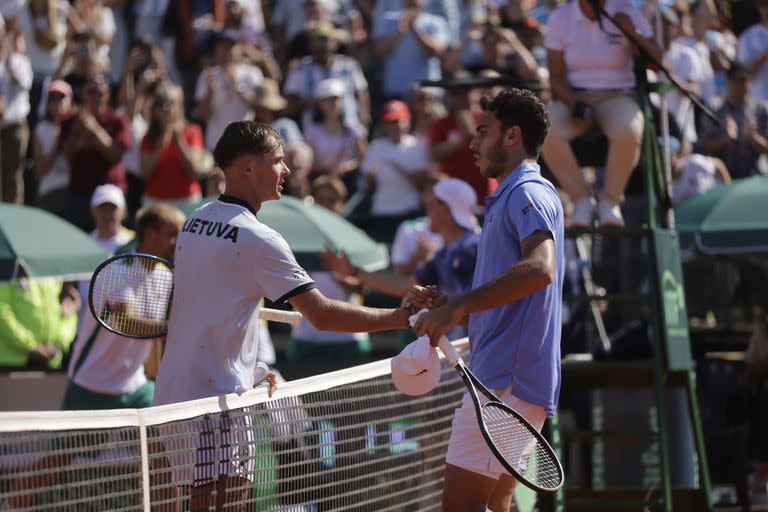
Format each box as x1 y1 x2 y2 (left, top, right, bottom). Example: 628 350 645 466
153 196 316 405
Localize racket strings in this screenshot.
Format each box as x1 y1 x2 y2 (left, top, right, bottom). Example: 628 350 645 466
481 404 562 490
93 257 174 337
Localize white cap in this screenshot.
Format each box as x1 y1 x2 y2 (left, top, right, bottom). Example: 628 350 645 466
314 78 346 99
391 336 442 396
90 184 126 209
433 178 478 231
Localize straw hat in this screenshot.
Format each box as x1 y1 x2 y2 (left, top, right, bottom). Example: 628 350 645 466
255 79 288 111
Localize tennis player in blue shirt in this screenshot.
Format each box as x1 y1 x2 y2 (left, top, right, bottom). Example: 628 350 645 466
409 88 564 511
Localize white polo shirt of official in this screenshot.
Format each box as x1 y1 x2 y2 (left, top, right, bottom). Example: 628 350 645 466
544 0 652 91
152 196 316 406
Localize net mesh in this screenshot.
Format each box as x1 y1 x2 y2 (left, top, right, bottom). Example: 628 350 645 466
0 345 468 511
91 255 174 338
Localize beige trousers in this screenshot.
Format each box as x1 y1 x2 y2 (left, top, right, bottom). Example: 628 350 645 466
542 90 644 203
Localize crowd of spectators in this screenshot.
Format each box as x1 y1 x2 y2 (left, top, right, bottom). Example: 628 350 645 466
1 0 767 372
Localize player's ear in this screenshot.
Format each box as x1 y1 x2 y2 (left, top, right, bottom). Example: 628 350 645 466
505 126 521 147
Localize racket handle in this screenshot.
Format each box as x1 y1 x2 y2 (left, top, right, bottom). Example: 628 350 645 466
438 336 463 366
260 308 302 326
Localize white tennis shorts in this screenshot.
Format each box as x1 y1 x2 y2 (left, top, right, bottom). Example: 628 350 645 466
160 411 256 487
445 387 547 480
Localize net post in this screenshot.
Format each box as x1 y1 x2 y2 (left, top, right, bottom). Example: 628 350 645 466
139 411 152 512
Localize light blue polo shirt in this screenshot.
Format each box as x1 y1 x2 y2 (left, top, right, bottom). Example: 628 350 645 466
468 162 564 416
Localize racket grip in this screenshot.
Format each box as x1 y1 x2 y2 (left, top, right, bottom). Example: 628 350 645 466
438 336 463 366
259 308 303 326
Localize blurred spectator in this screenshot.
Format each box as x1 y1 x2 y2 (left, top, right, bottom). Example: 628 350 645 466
59 73 130 231
673 0 717 102
15 0 69 125
283 22 370 129
0 264 79 369
737 0 768 102
63 204 184 410
406 84 445 144
284 140 315 198
285 0 351 63
53 31 102 103
540 0 662 227
194 29 263 151
669 137 731 207
428 85 496 202
287 176 372 370
205 167 226 197
133 0 171 45
701 62 768 180
107 0 130 84
32 79 72 217
660 6 707 146
372 0 449 100
303 78 367 193
67 0 115 71
140 83 206 207
444 19 539 82
0 15 32 205
272 0 364 63
361 99 430 217
374 0 460 48
115 38 165 224
253 78 305 146
224 0 268 46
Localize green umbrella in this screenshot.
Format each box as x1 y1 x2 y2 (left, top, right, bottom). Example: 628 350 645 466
675 174 768 255
181 196 389 271
0 204 110 282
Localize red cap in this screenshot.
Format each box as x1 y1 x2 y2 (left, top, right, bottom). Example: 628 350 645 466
380 100 411 122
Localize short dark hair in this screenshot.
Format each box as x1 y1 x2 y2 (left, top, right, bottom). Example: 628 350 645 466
479 88 550 157
213 121 281 170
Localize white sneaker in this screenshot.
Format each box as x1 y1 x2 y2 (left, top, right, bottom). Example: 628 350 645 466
597 198 624 227
571 197 596 228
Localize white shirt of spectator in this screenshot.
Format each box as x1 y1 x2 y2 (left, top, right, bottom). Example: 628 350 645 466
68 257 168 395
153 199 315 405
304 120 365 172
361 134 429 216
544 0 652 90
118 108 148 176
34 120 70 196
291 271 369 343
674 36 716 101
283 55 368 129
671 153 721 207
194 64 264 150
664 41 707 144
738 23 768 103
17 0 69 77
0 52 33 122
390 217 444 267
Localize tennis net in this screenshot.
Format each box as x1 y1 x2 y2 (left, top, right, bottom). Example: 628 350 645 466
0 340 468 511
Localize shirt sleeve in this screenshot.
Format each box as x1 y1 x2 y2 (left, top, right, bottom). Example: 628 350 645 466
282 65 304 97
737 29 758 65
506 183 559 242
543 7 565 51
390 221 417 265
252 230 316 304
372 14 397 39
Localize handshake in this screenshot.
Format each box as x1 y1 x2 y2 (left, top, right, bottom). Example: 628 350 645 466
404 285 466 347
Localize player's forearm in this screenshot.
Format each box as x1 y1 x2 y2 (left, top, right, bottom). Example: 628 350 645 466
307 299 409 332
452 259 553 317
357 270 412 298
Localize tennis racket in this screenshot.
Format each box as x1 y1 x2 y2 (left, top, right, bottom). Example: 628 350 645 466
437 337 564 494
89 253 303 339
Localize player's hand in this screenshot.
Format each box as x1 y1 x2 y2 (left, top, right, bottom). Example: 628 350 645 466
403 285 446 311
412 300 465 347
266 372 277 398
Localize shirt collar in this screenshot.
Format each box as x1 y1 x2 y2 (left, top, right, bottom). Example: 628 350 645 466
217 194 257 216
486 162 541 206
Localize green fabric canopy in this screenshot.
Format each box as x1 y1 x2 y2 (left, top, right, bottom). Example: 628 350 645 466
0 204 110 282
181 196 389 271
675 174 768 255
